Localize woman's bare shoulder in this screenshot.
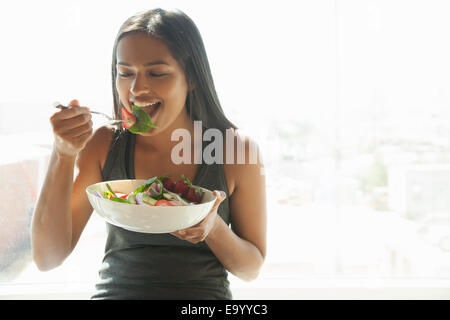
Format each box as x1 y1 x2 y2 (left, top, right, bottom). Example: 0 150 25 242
224 128 261 165
77 125 115 171
223 128 262 195
91 125 115 143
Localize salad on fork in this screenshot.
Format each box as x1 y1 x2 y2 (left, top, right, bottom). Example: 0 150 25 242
53 102 158 132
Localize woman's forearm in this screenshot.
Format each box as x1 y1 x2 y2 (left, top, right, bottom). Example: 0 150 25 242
31 147 76 271
205 216 265 282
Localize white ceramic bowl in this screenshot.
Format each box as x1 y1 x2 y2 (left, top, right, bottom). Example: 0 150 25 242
86 179 216 233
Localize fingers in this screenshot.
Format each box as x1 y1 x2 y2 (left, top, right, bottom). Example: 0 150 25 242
171 191 226 244
52 104 90 121
51 99 91 130
57 119 93 138
55 113 92 133
50 99 94 156
171 227 207 244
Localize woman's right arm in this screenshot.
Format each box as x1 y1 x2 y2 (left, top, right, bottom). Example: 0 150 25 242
31 99 109 271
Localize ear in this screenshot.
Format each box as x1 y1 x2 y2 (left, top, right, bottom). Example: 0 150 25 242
186 75 196 91
188 80 196 91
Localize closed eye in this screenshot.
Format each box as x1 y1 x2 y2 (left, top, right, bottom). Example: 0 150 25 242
118 72 167 78
149 73 167 77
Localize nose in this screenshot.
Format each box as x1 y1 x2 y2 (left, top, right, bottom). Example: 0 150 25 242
130 73 150 96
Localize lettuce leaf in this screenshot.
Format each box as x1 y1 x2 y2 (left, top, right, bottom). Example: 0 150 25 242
128 105 158 133
132 177 158 194
109 197 131 204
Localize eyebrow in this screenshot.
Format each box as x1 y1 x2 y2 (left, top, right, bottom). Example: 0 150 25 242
117 61 169 67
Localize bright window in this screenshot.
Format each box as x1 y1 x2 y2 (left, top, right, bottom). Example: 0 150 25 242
2 0 450 299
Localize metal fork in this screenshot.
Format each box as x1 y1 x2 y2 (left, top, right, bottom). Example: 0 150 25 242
53 102 129 125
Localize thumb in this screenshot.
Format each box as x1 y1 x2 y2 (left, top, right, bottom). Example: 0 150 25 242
213 190 226 204
210 191 226 213
68 99 80 107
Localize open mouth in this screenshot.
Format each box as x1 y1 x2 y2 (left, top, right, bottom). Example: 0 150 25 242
131 101 162 118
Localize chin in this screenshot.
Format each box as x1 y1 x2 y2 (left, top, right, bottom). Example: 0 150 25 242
141 121 171 136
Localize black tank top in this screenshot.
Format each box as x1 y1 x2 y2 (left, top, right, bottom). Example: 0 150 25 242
91 129 233 299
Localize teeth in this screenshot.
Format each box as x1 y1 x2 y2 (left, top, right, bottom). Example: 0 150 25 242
132 102 159 107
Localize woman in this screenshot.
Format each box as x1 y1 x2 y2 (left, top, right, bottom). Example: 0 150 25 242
31 8 266 300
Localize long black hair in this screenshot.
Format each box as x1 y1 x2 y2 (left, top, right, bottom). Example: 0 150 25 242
111 8 237 133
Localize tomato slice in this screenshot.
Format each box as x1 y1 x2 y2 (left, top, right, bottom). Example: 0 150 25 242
154 199 174 206
112 192 128 198
121 107 136 129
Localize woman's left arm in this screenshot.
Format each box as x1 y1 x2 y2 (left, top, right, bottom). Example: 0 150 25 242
171 137 267 281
